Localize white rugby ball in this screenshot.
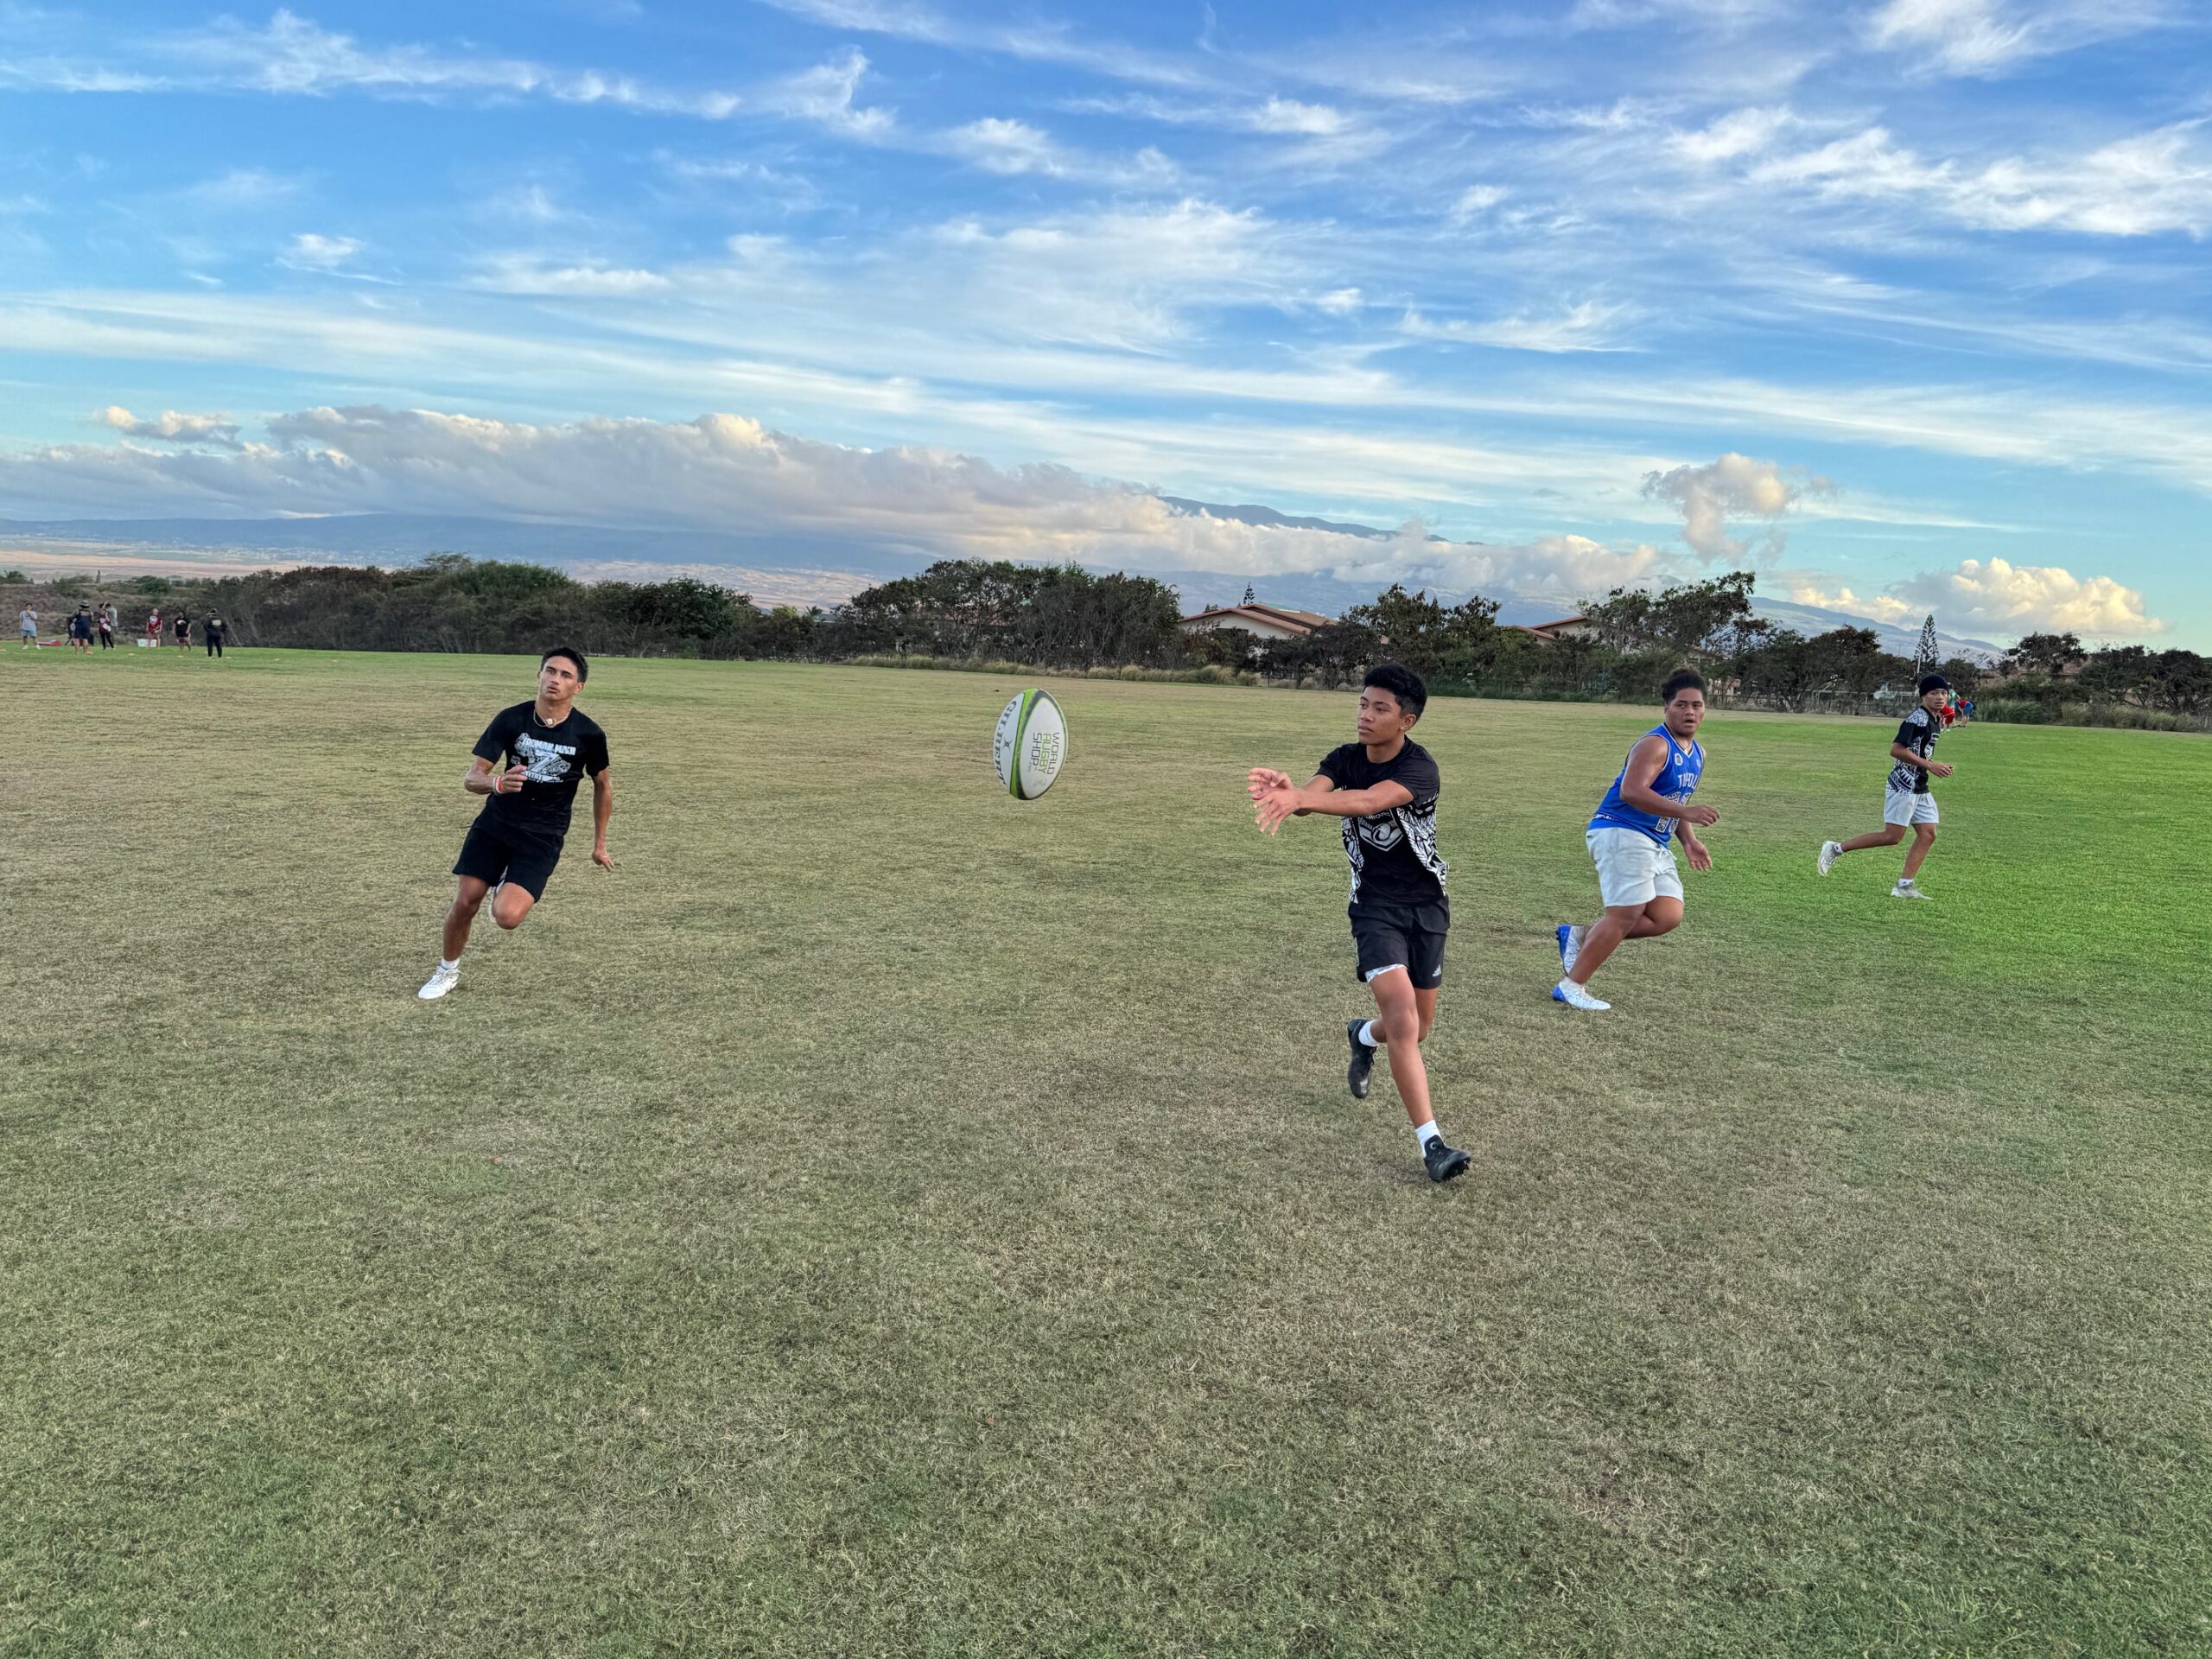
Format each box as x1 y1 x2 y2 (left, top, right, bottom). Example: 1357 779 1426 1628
994 689 1068 800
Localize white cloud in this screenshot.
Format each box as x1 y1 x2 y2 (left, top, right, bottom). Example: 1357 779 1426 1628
767 48 894 138
475 259 672 296
1446 185 1506 222
1865 0 2168 76
182 167 302 208
1796 557 2164 638
1747 120 2212 238
1401 300 1640 353
97 405 245 449
1671 105 1792 163
281 232 362 270
1314 287 1364 315
0 401 1644 601
162 8 741 117
943 118 1068 176
1642 452 1833 562
1247 96 1347 137
1891 556 2165 637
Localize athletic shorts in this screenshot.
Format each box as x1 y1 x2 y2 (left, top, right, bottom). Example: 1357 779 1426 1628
453 815 563 899
1883 788 1939 827
1587 825 1682 908
1349 899 1448 988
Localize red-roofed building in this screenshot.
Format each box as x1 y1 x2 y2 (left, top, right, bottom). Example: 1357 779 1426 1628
1177 601 1336 642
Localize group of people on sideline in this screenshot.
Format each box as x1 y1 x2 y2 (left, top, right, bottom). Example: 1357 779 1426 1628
16 601 229 656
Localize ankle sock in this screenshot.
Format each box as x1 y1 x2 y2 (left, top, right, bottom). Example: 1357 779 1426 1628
1356 1020 1379 1048
1415 1121 1441 1149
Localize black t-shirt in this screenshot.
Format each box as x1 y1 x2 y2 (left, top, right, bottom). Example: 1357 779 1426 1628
1317 738 1447 907
1889 707 1940 794
204 619 226 643
474 701 610 839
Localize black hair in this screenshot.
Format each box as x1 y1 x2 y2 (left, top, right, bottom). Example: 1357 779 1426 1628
1363 662 1427 721
1660 666 1707 702
541 645 588 683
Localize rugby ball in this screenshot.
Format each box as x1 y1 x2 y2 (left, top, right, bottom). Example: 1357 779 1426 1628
994 689 1068 800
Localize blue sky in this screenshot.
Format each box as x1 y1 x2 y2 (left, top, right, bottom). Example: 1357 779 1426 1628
2 0 2209 644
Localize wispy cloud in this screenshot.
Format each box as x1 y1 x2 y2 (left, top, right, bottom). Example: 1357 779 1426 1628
97 404 245 449
279 232 361 270
1401 301 1642 353
1866 0 2174 77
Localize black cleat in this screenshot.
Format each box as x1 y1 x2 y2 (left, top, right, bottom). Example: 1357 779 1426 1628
1422 1136 1471 1184
1346 1019 1375 1099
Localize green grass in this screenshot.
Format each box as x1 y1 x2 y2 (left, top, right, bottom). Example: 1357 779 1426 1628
3 645 2209 1658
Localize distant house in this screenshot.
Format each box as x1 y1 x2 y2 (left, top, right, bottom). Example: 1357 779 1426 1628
1504 613 1592 645
1177 601 1335 643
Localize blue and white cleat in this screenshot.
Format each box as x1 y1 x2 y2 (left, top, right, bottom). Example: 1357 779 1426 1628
1551 978 1610 1012
1555 923 1586 976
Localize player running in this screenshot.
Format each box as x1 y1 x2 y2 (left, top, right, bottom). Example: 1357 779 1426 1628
1817 673 1953 900
416 647 614 1001
1248 664 1471 1185
1552 668 1717 1013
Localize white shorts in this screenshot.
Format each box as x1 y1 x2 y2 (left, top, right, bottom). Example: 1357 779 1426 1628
1587 826 1682 909
1883 788 1939 827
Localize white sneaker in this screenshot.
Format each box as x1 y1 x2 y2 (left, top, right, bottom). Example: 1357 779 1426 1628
1555 923 1587 976
1551 978 1610 1012
1817 840 1841 875
1891 880 1933 901
416 962 461 1000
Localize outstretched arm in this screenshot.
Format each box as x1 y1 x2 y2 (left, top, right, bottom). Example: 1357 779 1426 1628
1253 771 1411 835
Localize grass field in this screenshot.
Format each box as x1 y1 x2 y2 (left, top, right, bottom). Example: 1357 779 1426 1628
3 645 2209 1658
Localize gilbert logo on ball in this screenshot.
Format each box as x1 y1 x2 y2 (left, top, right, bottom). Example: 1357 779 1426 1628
994 689 1068 800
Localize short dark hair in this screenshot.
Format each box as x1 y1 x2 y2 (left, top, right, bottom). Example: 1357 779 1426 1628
541 645 588 683
1363 662 1427 721
1660 667 1707 702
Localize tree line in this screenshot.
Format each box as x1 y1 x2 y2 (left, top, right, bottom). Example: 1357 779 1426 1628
6 556 2201 727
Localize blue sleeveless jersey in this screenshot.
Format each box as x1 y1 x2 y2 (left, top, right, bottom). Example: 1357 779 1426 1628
1588 725 1703 846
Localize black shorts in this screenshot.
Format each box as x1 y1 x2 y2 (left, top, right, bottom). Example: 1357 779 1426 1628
453 816 563 900
1350 899 1448 989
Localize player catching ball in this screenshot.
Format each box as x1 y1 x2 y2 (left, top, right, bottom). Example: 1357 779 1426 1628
417 647 613 1001
1553 667 1717 1013
1249 664 1471 1185
1817 672 1954 899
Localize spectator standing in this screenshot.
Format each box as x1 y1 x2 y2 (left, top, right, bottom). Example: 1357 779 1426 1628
97 604 115 649
205 615 227 658
145 607 162 645
69 605 94 654
16 604 35 647
173 611 191 649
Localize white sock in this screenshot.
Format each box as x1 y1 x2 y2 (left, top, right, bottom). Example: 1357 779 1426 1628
1415 1121 1440 1148
438 957 459 972
1356 1020 1379 1048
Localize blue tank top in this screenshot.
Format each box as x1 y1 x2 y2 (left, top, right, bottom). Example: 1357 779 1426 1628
1588 725 1703 846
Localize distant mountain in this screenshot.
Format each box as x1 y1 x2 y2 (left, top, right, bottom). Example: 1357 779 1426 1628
0 508 2002 659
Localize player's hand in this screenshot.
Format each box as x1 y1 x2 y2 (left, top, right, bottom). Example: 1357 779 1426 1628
592 844 616 872
1247 766 1294 799
1681 804 1719 826
1254 785 1305 835
497 766 528 793
1929 761 1953 778
1684 841 1713 873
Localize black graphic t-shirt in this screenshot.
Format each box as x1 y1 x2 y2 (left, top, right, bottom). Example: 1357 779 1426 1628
1889 706 1940 794
1317 739 1447 907
474 701 610 839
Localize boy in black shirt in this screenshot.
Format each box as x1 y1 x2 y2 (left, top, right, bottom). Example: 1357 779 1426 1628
417 647 614 1000
1249 664 1470 1183
1816 672 1955 900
